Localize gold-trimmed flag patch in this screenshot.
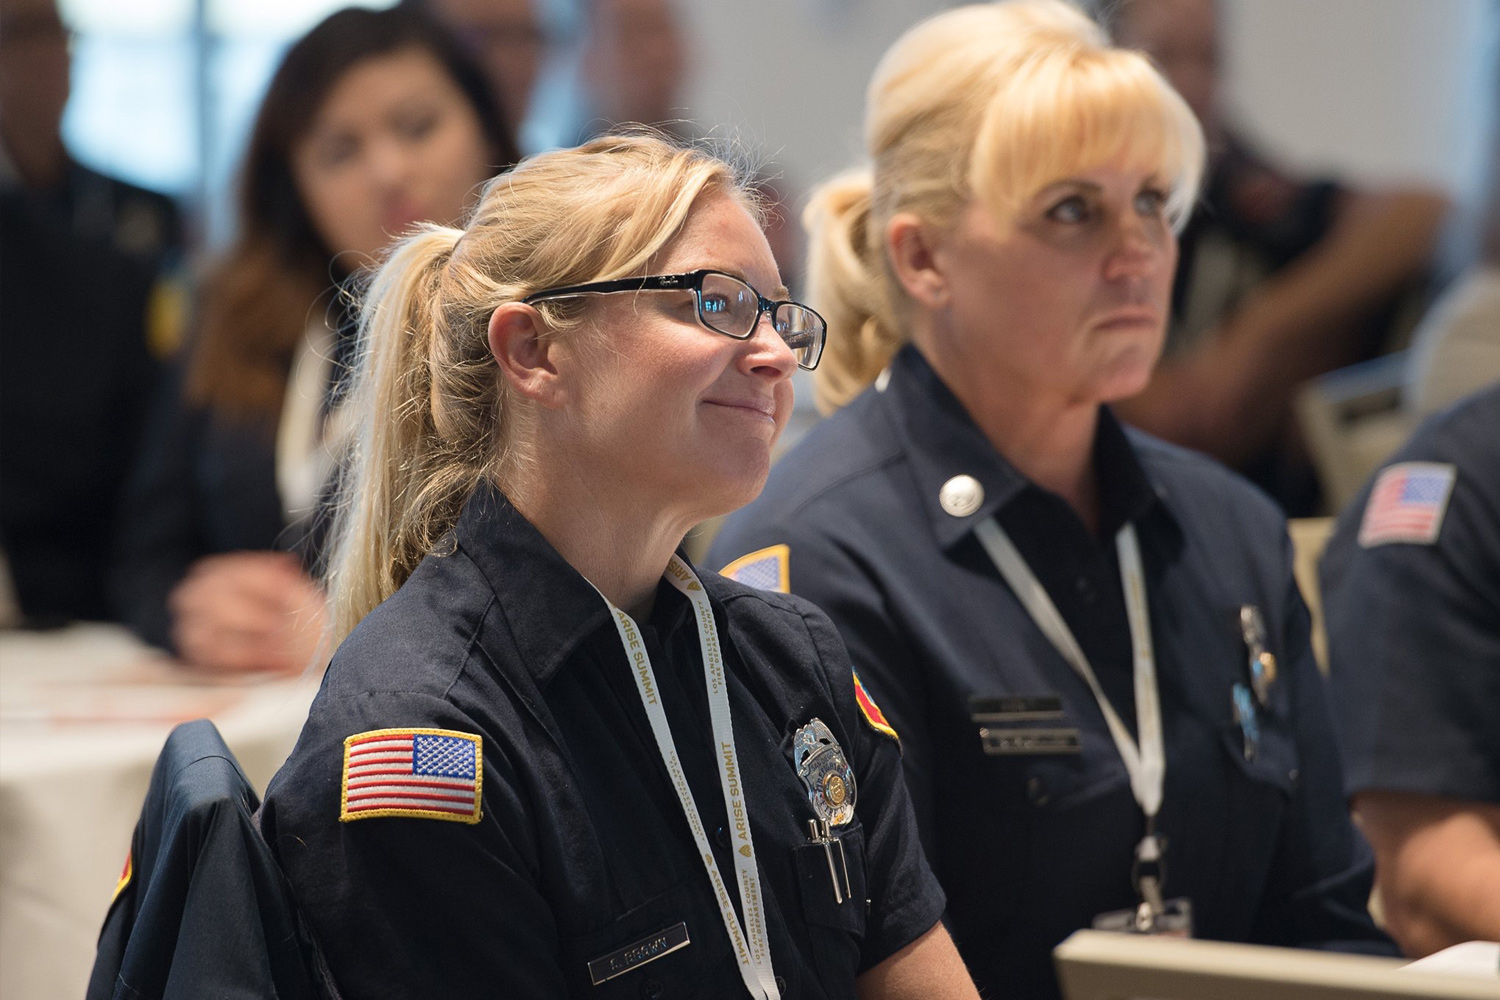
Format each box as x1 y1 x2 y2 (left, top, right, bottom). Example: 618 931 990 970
719 544 790 593
340 728 483 824
852 671 899 742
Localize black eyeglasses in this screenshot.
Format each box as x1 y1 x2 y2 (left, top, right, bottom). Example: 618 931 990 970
522 269 827 371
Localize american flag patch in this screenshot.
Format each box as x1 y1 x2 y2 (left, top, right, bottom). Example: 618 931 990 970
1358 462 1457 548
340 728 483 824
719 544 790 593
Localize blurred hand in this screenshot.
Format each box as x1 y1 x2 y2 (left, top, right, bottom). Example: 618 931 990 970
168 551 328 675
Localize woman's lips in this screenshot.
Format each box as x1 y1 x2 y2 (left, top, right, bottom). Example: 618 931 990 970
704 397 778 421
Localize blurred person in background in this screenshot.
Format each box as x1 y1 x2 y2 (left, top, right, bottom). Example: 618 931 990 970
710 3 1391 996
579 0 688 138
110 5 517 673
1320 381 1500 956
406 0 550 143
0 0 182 626
1104 0 1450 515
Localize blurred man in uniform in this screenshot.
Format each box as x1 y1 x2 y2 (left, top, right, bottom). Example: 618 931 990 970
1321 383 1500 956
0 0 181 624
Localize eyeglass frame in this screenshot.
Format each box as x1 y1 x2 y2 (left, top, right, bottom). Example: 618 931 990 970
520 268 827 371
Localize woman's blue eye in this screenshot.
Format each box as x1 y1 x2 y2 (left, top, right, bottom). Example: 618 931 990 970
1048 196 1089 223
1134 188 1168 215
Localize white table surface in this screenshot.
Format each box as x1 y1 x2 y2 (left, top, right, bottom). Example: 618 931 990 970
0 623 321 1000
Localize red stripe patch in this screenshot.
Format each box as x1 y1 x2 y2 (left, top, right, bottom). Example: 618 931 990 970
852 671 899 742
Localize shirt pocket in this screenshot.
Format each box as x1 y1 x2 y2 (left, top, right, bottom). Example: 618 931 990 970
560 878 728 999
793 821 867 1000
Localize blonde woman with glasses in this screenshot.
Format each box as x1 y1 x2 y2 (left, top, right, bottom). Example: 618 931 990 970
710 3 1392 996
259 134 979 1000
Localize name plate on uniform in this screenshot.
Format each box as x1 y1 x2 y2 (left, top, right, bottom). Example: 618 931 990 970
969 694 1065 723
979 726 1082 756
587 922 690 985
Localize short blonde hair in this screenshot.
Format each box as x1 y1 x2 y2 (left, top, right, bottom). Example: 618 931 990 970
326 133 755 641
806 0 1205 412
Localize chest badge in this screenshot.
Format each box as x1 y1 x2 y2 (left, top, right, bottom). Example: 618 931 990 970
1238 605 1277 708
794 718 856 905
794 718 856 826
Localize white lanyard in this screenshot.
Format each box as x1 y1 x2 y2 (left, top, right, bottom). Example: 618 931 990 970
973 519 1164 821
596 557 780 1000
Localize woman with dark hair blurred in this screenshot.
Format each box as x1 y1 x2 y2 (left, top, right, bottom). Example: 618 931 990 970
111 5 518 673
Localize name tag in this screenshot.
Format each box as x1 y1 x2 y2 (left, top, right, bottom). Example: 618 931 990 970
969 694 1064 723
979 726 1082 755
587 922 690 985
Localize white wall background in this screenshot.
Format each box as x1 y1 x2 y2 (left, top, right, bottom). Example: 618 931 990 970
677 0 1498 225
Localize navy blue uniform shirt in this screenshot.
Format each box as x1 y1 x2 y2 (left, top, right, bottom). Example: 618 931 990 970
260 481 943 999
1322 383 1500 804
709 345 1388 999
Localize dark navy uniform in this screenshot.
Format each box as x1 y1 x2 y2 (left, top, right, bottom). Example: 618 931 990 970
1322 383 1500 805
260 481 943 999
709 345 1388 999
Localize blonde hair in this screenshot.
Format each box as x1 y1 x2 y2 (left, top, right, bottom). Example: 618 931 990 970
806 0 1205 412
326 133 753 641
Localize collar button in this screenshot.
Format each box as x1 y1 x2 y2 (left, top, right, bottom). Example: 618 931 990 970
939 475 984 518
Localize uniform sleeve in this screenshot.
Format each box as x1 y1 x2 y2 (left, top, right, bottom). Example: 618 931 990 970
709 519 941 859
796 602 946 972
1322 463 1500 802
1251 532 1392 951
260 689 568 999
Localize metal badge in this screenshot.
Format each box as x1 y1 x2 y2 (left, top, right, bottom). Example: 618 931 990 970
1238 605 1277 707
794 719 856 904
793 718 856 828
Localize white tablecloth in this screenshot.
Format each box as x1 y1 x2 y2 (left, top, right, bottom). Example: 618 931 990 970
0 624 321 1000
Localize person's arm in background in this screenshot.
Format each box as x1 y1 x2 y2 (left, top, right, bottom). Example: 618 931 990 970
1354 792 1500 956
1320 394 1500 956
110 362 327 673
1120 185 1449 466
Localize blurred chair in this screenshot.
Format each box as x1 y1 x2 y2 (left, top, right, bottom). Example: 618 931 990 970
87 719 339 1000
1295 353 1416 516
1287 516 1335 675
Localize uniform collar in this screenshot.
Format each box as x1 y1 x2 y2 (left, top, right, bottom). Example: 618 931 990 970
879 344 1167 549
453 480 693 688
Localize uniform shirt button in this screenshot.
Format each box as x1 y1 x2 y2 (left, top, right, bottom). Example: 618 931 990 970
640 977 664 1000
1027 776 1050 806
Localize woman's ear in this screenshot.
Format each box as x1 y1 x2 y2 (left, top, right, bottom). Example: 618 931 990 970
887 212 950 311
487 303 565 407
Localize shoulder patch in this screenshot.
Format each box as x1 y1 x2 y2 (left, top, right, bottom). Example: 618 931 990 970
340 728 483 824
719 544 790 593
852 671 899 743
1358 462 1456 548
110 848 133 904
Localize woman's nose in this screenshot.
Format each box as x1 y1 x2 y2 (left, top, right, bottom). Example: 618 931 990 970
740 312 798 381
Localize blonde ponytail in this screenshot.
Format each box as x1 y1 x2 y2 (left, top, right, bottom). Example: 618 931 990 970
804 171 905 414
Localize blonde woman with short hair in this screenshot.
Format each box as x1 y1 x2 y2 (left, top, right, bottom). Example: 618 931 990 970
260 134 980 1000
709 3 1391 995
